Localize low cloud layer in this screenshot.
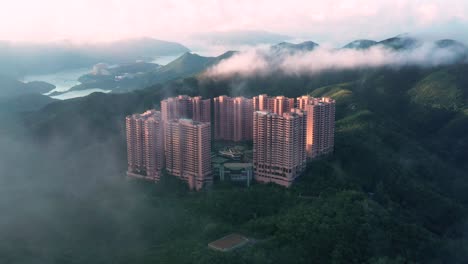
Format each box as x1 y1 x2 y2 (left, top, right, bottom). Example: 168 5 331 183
205 42 467 78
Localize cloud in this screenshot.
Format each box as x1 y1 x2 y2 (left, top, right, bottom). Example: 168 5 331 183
205 42 467 78
0 0 467 45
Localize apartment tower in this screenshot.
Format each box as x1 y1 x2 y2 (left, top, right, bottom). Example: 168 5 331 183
126 110 165 181
253 94 294 115
213 95 253 141
297 96 336 159
253 109 307 187
165 119 212 190
161 95 211 124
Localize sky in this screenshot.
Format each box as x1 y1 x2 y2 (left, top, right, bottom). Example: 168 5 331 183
0 0 467 46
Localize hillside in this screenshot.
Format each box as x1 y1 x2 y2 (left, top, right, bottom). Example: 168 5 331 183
3 62 466 263
0 94 57 113
59 51 237 94
271 41 319 53
342 39 378 49
0 75 55 98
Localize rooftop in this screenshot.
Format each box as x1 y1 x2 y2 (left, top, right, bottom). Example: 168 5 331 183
224 163 253 170
208 233 249 252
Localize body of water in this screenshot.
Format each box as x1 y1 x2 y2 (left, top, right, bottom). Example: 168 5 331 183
21 54 183 100
50 88 111 100
22 67 92 94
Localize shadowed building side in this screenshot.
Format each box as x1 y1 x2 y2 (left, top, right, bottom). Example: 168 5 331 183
126 110 164 181
165 119 212 190
214 95 253 142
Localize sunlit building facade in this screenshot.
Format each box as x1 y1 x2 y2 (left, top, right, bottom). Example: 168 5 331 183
297 96 336 158
253 94 294 115
253 109 307 187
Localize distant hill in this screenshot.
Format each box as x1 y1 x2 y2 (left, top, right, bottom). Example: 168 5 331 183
0 93 57 113
377 34 421 50
341 35 421 50
0 75 55 98
57 51 237 95
0 38 189 77
149 51 237 83
271 41 319 53
342 39 378 49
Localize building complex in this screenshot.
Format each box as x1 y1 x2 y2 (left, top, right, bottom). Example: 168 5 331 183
126 93 335 190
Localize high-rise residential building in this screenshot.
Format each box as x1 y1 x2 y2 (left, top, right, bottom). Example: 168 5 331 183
214 96 234 140
296 96 336 159
296 95 312 110
213 96 253 141
192 96 211 123
253 94 294 115
253 94 273 112
165 119 212 190
233 97 253 141
253 109 307 187
126 110 165 181
273 96 295 115
161 95 211 124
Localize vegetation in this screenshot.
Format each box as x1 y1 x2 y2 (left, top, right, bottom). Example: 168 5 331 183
1 62 468 263
0 75 54 98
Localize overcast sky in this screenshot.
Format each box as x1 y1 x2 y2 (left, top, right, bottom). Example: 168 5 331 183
1 0 467 46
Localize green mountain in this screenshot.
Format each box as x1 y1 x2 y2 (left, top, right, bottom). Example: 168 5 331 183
0 75 55 98
408 69 465 111
342 35 424 51
271 41 319 53
59 51 237 94
377 34 421 50
0 93 57 113
4 62 466 263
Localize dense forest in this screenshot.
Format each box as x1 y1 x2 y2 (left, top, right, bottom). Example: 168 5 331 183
1 63 467 263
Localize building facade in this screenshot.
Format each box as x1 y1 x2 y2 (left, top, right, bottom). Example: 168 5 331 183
253 94 294 115
253 109 307 187
214 96 253 141
297 96 336 159
213 96 234 140
165 119 212 190
126 110 165 181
